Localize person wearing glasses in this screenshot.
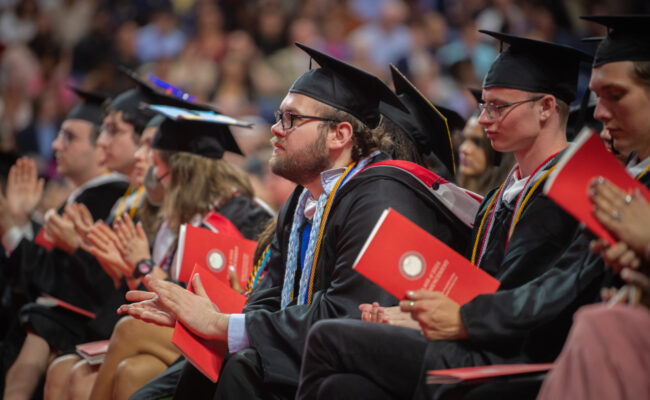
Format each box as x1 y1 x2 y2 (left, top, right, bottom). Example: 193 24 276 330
0 76 158 400
0 88 129 400
119 42 468 400
295 32 593 400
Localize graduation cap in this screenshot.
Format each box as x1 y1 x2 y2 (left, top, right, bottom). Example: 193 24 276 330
145 114 165 129
109 67 217 133
380 64 456 174
66 86 107 127
148 105 248 159
289 42 406 129
480 30 592 104
580 15 650 66
435 105 466 133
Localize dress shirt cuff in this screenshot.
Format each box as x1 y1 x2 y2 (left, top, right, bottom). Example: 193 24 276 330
2 225 26 255
227 313 250 353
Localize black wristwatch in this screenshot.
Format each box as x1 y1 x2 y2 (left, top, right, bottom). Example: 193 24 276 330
133 258 155 278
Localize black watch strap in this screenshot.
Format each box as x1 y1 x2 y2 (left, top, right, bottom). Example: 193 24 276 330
133 258 155 278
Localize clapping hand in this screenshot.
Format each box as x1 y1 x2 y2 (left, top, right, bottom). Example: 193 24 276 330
45 211 81 254
82 220 129 287
6 157 44 226
118 274 230 340
65 203 95 241
113 214 151 270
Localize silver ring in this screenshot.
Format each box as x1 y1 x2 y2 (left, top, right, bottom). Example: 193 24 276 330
613 210 622 221
408 300 415 311
625 194 633 205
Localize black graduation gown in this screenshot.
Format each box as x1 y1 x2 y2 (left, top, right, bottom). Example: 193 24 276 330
5 179 129 302
25 193 273 354
218 195 275 241
243 154 473 387
410 158 650 399
0 178 128 371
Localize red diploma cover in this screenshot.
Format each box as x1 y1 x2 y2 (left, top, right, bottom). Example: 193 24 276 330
544 129 650 245
36 293 96 319
427 363 554 384
76 340 110 365
353 208 499 304
171 263 247 382
174 224 256 286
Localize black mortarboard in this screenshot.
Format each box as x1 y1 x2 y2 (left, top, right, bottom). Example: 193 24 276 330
146 114 165 129
380 64 456 174
434 105 466 133
148 105 249 158
109 67 217 133
480 30 592 104
66 86 107 126
290 42 406 129
580 15 650 66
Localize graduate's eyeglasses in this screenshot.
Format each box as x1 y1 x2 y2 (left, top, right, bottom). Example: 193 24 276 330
101 122 132 137
478 96 543 120
274 110 340 130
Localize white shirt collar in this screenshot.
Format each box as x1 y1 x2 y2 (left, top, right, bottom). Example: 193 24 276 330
501 171 527 203
627 155 650 177
304 151 381 219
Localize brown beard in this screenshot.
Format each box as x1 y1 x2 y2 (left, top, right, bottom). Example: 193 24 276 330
270 129 330 185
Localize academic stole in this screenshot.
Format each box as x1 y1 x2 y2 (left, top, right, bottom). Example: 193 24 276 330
281 163 357 309
636 163 650 180
116 185 145 219
471 152 561 268
246 245 271 294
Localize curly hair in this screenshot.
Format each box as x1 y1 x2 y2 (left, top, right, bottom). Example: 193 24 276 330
373 116 428 166
316 103 394 162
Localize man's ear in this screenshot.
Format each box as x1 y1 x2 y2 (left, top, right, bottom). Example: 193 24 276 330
539 95 556 122
328 121 354 150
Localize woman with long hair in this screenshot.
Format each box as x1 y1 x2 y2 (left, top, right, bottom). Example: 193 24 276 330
456 114 515 196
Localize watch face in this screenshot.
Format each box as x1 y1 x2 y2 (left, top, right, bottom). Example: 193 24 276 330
137 260 152 276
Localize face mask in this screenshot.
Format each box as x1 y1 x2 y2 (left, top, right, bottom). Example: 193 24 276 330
144 165 166 206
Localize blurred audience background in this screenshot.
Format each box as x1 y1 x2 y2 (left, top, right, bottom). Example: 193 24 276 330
0 0 648 209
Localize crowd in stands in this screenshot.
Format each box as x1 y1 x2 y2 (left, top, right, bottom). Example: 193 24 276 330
0 0 644 208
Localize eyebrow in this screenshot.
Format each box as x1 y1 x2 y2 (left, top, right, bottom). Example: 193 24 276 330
591 83 626 93
282 107 301 114
482 97 508 104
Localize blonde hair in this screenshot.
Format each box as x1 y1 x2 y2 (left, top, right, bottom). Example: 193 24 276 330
158 150 254 230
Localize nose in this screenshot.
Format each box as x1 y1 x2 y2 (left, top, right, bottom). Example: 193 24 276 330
459 139 471 155
477 108 491 127
593 99 610 124
134 145 146 162
52 133 63 152
271 120 286 138
97 130 110 148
